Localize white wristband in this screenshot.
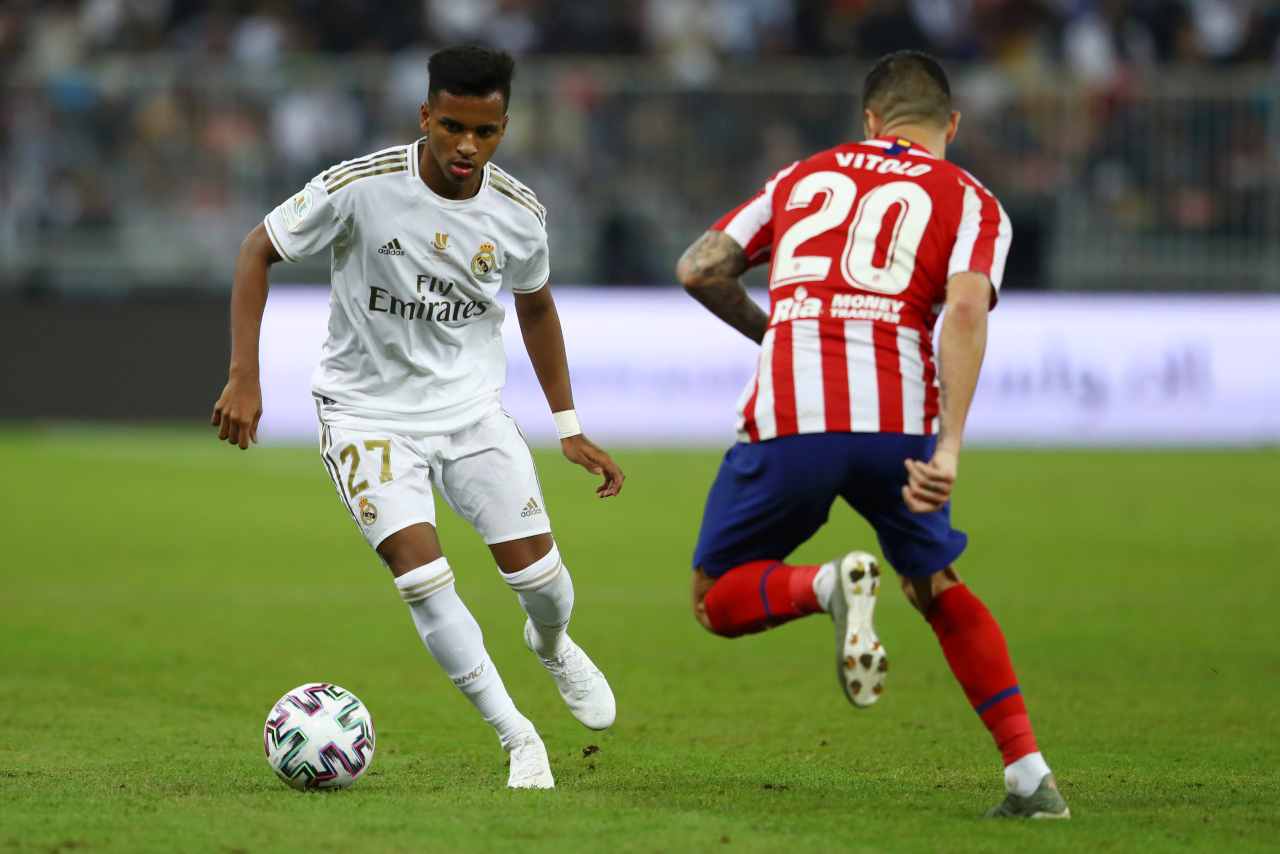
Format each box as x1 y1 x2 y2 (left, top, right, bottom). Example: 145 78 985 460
553 409 582 439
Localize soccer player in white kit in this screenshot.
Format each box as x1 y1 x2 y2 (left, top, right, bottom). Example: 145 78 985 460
211 45 624 789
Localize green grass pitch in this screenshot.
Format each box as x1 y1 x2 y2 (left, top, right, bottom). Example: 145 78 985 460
1 428 1277 852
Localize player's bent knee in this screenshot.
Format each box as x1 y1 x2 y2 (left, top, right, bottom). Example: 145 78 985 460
690 576 752 638
490 532 556 574
693 604 716 632
901 566 961 616
899 574 927 614
691 588 716 632
690 569 718 633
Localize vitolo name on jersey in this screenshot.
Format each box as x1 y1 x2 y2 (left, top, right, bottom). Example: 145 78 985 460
835 151 932 177
367 285 488 323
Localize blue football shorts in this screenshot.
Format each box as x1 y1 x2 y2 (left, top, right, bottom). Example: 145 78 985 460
692 432 967 579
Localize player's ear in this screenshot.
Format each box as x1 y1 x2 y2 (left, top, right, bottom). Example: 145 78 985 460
946 111 961 144
501 113 510 135
862 108 879 138
419 101 431 135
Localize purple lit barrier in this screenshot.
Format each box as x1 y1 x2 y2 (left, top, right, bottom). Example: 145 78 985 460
259 288 1280 446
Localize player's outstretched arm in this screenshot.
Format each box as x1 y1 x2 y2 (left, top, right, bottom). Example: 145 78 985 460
211 223 280 450
513 285 625 498
676 231 768 344
903 272 991 513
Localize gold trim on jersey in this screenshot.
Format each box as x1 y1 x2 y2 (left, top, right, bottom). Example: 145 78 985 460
263 216 296 262
488 164 539 200
409 137 427 178
489 174 546 226
327 160 409 193
489 165 545 217
315 401 359 525
322 149 406 186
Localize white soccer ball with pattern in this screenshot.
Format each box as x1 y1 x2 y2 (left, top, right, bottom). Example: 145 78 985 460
263 683 376 791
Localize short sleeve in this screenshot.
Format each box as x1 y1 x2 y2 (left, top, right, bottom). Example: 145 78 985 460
948 177 1012 297
710 161 799 268
505 230 550 294
263 175 345 263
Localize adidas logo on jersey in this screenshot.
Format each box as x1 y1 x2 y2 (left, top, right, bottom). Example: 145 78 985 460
378 238 406 256
520 498 543 518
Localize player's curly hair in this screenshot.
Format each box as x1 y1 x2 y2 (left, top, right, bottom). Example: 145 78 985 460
428 45 516 109
862 50 952 129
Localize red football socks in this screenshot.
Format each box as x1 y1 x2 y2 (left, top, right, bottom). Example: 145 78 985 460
702 560 822 637
927 584 1039 766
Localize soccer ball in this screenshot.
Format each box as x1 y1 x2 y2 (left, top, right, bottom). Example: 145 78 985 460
263 683 376 791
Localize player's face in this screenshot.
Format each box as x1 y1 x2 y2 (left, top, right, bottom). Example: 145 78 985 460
419 91 508 194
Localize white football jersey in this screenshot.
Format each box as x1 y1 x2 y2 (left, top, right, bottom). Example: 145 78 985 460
264 138 550 433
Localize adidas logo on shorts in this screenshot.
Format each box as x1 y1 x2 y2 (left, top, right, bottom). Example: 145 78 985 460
378 238 405 256
520 497 542 518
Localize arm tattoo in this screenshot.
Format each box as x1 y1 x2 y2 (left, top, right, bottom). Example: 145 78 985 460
680 230 749 281
677 231 768 344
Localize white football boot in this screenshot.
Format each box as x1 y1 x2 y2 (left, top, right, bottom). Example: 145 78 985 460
505 731 555 789
523 619 617 730
825 551 888 708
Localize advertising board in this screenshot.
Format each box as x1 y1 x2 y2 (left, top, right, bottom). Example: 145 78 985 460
260 288 1280 446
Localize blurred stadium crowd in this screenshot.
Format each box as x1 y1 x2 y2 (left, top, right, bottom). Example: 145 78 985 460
2 1 1278 292
8 1 1280 68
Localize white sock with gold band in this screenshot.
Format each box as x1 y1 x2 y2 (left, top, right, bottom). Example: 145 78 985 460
395 558 532 748
504 547 616 731
501 546 574 657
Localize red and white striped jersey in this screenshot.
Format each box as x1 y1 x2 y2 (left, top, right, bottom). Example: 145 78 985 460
712 136 1011 442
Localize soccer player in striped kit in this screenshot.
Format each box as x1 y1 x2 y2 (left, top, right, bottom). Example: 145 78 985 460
676 51 1069 819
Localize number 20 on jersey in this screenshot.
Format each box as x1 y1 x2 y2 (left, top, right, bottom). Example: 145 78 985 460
771 172 932 297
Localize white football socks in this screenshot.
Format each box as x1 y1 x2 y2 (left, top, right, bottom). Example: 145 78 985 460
501 545 574 657
813 562 836 611
395 558 532 748
1005 751 1052 796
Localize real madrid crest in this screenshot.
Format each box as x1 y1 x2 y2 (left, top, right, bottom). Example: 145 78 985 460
471 241 497 278
358 496 378 526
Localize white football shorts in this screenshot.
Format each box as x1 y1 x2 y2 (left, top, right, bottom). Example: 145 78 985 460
315 403 552 549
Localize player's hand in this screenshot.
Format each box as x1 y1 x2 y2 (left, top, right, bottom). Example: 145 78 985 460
210 374 263 450
561 434 625 497
902 448 958 513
